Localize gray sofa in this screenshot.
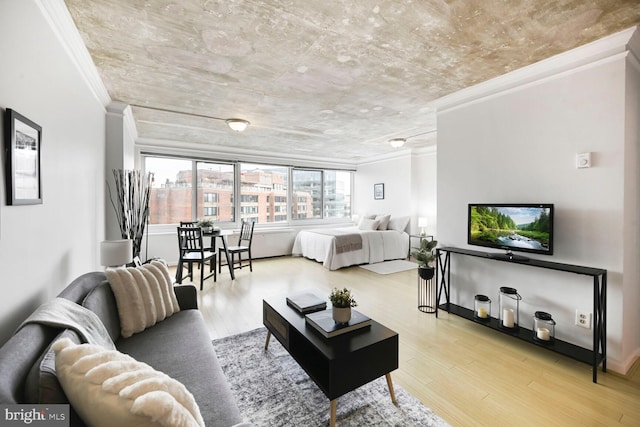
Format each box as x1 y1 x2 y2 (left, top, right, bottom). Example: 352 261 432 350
0 271 248 426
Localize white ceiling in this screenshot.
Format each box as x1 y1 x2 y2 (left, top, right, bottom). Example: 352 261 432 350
64 0 640 163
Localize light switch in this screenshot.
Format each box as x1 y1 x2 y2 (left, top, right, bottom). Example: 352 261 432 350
576 152 591 169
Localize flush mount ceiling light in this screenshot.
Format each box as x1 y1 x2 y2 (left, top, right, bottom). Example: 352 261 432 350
388 129 438 148
226 118 250 132
388 138 406 148
129 104 250 133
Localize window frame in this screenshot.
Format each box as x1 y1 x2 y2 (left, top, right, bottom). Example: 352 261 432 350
142 153 353 230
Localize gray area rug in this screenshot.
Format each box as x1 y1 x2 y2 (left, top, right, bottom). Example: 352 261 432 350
212 327 449 426
359 260 418 275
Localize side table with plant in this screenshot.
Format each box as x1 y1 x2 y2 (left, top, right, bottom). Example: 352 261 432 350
329 287 357 324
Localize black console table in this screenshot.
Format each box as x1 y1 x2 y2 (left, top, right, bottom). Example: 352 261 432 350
435 246 607 383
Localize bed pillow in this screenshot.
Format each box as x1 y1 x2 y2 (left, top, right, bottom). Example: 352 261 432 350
375 214 391 230
388 216 411 232
358 218 380 230
53 338 204 427
357 214 376 228
106 260 180 338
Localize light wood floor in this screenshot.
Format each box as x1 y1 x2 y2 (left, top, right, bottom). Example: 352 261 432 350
173 257 640 426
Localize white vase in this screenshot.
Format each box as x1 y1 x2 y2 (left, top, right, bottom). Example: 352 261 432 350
332 306 351 324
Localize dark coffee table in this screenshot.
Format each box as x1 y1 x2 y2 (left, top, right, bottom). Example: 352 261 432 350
263 294 399 427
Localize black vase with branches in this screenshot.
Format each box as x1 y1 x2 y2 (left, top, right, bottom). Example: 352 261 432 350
108 169 153 260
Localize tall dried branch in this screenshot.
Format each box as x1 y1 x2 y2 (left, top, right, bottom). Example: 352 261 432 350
107 169 153 259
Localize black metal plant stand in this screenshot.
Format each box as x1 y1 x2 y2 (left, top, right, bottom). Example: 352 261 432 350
418 275 437 314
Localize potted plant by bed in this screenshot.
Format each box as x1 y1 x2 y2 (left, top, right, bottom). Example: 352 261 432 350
197 218 215 233
411 239 438 280
329 287 358 324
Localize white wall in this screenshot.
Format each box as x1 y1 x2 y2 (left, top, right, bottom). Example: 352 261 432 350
105 103 137 240
355 154 415 229
436 29 639 373
0 1 107 343
411 148 437 237
622 40 640 370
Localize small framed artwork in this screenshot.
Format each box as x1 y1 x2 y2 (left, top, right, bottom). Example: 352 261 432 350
374 183 384 200
4 109 42 205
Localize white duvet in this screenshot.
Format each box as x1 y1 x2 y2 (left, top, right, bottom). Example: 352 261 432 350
292 226 409 270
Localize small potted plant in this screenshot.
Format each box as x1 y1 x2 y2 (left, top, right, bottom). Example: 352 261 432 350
329 287 357 324
411 239 438 280
196 218 215 233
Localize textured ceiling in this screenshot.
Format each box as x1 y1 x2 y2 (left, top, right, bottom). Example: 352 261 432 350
64 0 640 163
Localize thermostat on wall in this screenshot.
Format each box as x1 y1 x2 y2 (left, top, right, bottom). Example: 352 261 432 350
576 152 591 169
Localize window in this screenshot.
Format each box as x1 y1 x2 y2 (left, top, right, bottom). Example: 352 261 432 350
292 169 321 219
324 170 351 219
146 157 193 225
241 195 259 203
292 169 351 220
144 155 351 226
240 163 288 224
197 162 234 222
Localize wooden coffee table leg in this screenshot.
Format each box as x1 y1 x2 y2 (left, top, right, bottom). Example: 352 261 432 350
330 400 337 427
386 373 397 404
264 331 271 350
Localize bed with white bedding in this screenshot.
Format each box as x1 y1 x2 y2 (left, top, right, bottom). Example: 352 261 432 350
292 215 410 270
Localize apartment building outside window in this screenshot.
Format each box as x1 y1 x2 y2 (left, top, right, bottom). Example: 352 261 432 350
144 156 351 226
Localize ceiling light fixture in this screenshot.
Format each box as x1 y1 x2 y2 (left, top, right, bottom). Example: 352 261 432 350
388 138 406 148
388 129 438 148
130 104 250 132
225 118 250 132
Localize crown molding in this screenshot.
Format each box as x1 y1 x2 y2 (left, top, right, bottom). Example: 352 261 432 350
37 0 111 107
107 102 139 142
434 26 639 114
627 27 640 73
135 138 359 171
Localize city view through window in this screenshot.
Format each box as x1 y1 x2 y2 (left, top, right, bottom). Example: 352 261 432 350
145 156 351 225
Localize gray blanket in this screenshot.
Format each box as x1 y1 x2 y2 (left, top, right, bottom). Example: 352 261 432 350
311 229 363 254
17 297 115 349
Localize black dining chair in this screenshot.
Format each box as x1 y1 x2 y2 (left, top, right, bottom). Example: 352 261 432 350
219 220 255 274
180 220 216 256
176 226 216 290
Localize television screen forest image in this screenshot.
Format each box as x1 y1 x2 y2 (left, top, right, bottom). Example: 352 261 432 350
469 206 552 252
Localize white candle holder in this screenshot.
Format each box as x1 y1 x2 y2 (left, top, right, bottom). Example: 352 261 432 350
533 311 556 343
498 286 521 330
474 294 491 322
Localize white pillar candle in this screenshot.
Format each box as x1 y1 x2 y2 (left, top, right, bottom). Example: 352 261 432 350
477 307 488 318
503 308 515 328
536 327 550 341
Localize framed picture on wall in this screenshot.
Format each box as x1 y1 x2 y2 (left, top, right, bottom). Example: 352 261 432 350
4 109 42 205
374 183 384 200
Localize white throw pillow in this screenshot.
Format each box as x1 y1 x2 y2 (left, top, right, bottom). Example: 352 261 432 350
357 214 376 227
358 218 380 230
106 260 180 338
388 216 411 232
53 338 204 427
375 214 391 230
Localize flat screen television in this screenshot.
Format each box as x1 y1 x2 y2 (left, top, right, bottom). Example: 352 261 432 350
468 203 554 259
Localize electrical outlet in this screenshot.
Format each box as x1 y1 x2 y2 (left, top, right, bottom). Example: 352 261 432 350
575 310 592 329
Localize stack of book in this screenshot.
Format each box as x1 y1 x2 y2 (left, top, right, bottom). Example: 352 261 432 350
286 292 327 314
305 309 371 338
